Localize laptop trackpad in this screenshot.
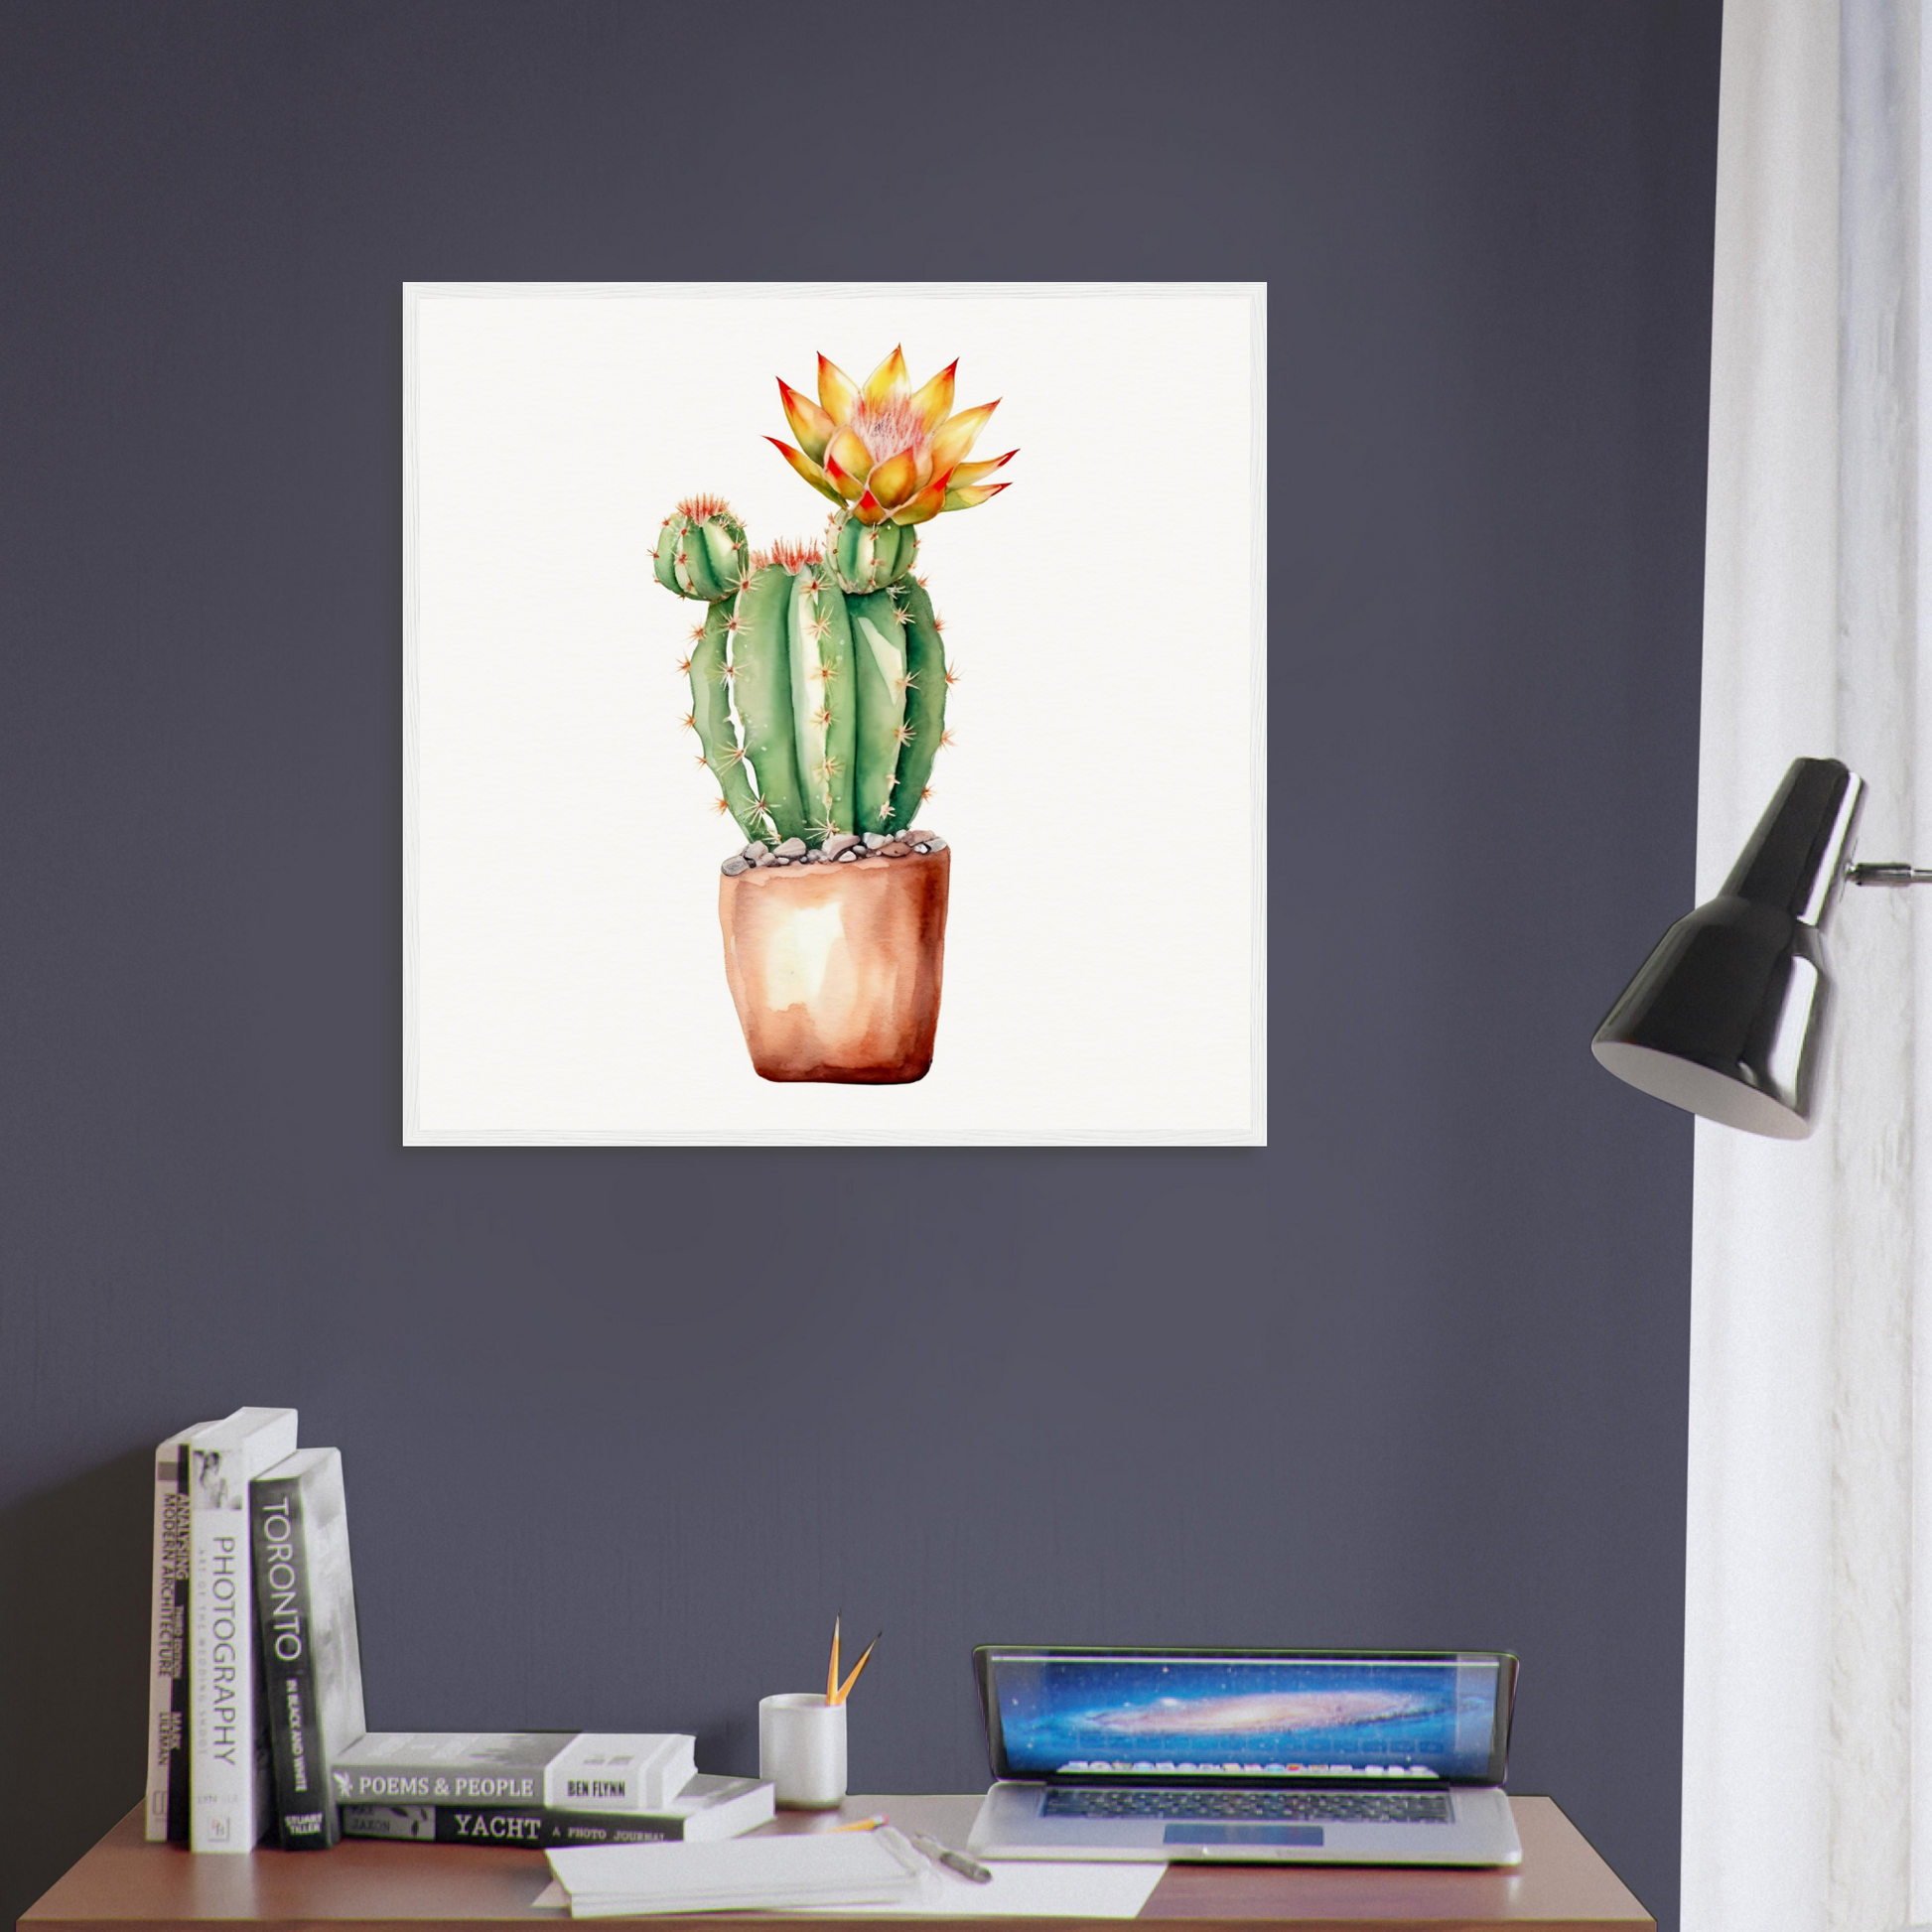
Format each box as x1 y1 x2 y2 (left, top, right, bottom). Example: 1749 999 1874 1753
1165 1825 1323 1848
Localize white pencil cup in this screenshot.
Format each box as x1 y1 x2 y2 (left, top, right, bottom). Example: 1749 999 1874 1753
759 1693 847 1809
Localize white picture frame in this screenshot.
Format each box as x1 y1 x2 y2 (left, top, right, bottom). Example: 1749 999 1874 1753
404 282 1266 1145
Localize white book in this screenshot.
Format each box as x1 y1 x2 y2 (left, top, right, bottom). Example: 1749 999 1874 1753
143 1420 216 1842
548 1734 697 1812
189 1406 298 1853
331 1730 698 1812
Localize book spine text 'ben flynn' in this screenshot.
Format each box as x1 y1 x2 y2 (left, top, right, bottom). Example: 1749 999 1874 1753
144 1422 214 1843
252 1448 367 1849
189 1407 298 1854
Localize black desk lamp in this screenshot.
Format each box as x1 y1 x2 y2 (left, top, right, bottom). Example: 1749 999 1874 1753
1591 756 1930 1139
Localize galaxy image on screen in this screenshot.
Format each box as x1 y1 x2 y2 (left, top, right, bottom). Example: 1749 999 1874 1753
992 1655 1501 1780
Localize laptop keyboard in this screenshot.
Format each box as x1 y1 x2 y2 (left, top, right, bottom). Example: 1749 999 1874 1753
1042 1786 1453 1826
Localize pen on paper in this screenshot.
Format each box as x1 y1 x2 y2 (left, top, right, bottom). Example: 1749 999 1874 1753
840 1815 992 1882
907 1830 994 1884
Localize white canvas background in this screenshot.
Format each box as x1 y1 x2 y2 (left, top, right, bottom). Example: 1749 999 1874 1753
405 283 1265 1144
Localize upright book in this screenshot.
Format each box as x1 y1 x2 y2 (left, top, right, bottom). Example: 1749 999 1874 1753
189 1405 298 1853
252 1448 367 1848
143 1419 215 1843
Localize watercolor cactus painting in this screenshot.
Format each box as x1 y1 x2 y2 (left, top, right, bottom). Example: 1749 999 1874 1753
405 284 1265 1146
650 347 1014 1085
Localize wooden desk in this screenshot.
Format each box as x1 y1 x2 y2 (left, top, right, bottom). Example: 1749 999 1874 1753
20 1795 1652 1932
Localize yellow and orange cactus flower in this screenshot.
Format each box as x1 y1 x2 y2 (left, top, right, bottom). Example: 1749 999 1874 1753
767 347 1016 527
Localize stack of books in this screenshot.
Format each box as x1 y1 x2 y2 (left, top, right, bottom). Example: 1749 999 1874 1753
144 1407 772 1854
333 1735 771 1848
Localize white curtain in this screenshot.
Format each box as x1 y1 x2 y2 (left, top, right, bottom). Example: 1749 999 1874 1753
1688 3 1932 1928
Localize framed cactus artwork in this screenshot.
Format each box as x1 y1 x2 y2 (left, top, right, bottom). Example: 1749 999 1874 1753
404 283 1265 1146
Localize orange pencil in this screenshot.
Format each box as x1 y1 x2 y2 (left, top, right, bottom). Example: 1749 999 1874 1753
826 1615 842 1704
834 1631 880 1705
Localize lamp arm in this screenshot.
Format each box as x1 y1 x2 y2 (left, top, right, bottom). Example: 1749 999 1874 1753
1849 862 1932 886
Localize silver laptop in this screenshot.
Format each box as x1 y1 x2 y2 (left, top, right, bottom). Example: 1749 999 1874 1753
967 1645 1521 1866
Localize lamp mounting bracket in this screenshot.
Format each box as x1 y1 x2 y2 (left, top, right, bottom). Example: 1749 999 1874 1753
1850 862 1932 886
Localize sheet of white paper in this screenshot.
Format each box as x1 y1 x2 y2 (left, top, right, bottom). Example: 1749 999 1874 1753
547 1827 930 1915
537 1860 1167 1917
810 1860 1168 1917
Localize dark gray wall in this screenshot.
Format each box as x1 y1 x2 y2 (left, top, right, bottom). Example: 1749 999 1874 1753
0 4 1719 1927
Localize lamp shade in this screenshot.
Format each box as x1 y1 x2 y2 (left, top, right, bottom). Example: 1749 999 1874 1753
1590 757 1864 1139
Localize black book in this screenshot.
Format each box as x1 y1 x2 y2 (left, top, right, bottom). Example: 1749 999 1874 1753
251 1449 367 1849
341 1774 775 1849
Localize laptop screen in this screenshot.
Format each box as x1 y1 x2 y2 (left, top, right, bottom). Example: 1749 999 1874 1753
975 1648 1516 1785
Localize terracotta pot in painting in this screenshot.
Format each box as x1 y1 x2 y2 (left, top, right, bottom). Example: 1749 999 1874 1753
719 849 950 1083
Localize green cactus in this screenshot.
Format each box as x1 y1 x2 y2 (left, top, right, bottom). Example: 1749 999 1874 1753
847 589 909 832
886 580 947 835
683 600 770 843
650 351 1016 846
661 527 947 845
786 554 857 837
824 508 917 595
652 495 749 602
719 558 809 844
